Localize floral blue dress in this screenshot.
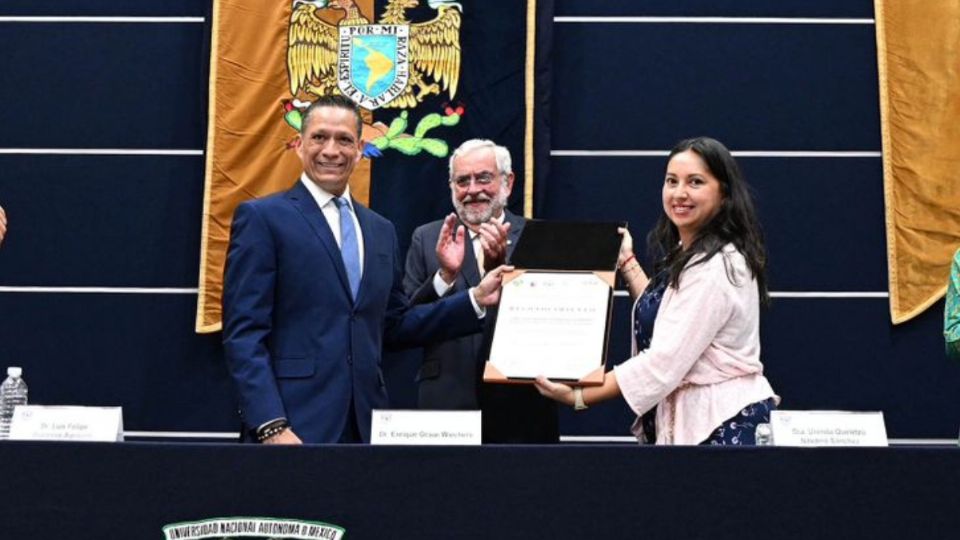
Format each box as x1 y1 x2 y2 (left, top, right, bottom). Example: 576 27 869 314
632 270 774 445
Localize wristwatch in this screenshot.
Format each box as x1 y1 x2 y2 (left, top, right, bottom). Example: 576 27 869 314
574 387 588 411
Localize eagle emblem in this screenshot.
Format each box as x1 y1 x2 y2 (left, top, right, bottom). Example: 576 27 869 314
287 0 462 110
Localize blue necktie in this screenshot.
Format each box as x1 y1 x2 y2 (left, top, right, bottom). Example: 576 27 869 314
334 197 361 300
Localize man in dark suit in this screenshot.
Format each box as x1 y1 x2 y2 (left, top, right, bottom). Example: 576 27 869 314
222 96 508 445
403 139 559 443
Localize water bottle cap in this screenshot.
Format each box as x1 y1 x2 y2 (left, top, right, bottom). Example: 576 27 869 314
7 367 22 378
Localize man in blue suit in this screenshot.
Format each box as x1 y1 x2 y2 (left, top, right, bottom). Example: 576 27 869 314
403 139 559 443
222 95 508 444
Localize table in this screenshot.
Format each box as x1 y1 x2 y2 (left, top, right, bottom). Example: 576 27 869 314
1 441 957 539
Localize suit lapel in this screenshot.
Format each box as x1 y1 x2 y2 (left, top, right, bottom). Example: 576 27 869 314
504 210 525 261
286 182 354 301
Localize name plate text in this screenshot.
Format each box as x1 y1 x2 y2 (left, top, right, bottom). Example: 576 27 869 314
371 409 481 445
770 410 887 447
9 405 124 442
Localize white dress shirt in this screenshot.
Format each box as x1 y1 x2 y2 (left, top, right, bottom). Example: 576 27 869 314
300 174 364 277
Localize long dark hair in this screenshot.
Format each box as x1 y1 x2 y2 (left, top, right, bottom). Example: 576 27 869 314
647 137 770 304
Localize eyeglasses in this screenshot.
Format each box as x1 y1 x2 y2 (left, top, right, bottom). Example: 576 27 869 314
451 172 501 188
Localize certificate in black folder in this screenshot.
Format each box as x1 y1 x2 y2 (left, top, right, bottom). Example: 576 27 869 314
484 220 622 386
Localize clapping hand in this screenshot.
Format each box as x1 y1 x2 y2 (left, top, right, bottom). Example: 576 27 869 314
477 221 511 272
435 213 466 284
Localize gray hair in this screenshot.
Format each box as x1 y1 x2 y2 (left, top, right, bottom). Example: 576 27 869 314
448 139 512 180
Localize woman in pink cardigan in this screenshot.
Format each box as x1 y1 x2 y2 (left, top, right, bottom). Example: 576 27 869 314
535 137 778 445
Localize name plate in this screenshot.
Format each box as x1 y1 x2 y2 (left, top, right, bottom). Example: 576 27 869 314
370 409 481 446
770 410 888 447
9 405 124 442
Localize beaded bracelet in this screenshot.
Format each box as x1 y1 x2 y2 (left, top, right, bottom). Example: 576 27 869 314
618 254 636 270
256 419 290 442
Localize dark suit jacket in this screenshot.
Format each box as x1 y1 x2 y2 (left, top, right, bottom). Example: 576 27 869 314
403 211 559 443
222 181 482 444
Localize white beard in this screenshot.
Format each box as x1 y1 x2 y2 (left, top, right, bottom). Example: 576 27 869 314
453 183 510 225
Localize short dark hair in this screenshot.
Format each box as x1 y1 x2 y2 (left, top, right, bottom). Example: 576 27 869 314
648 137 770 304
299 94 363 138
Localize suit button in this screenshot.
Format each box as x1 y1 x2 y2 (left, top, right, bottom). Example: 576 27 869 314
347 354 352 365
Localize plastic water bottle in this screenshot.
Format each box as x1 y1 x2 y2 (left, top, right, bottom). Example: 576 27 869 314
0 367 28 439
755 422 773 446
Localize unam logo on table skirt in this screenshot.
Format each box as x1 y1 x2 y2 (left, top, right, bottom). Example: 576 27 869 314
162 517 344 540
